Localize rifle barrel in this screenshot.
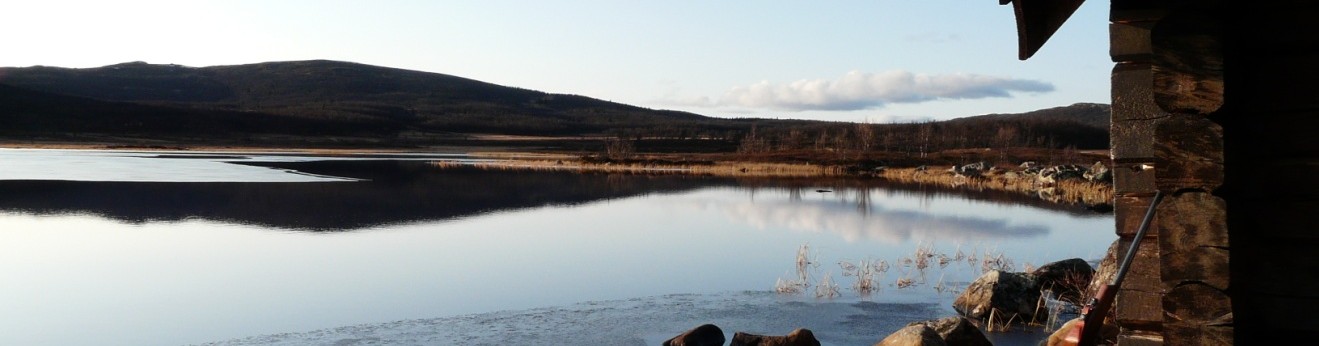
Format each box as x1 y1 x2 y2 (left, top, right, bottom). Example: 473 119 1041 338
1111 190 1163 287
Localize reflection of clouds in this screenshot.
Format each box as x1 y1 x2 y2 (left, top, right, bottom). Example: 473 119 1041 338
698 195 1049 244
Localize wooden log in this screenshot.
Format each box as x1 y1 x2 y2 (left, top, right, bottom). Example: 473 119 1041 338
1164 283 1231 322
1164 319 1233 346
1154 114 1223 192
1152 11 1224 115
1157 192 1229 289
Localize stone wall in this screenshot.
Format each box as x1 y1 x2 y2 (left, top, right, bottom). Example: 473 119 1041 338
1107 0 1319 344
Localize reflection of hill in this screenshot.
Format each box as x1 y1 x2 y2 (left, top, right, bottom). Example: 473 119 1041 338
0 161 729 231
726 177 1111 218
705 192 1049 244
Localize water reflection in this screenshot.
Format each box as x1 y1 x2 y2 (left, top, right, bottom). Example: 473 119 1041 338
0 159 1105 232
0 152 1115 346
705 188 1048 244
0 161 730 231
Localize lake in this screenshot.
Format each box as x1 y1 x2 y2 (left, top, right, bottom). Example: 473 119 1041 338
0 148 1114 346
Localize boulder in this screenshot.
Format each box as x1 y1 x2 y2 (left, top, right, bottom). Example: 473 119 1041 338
1031 258 1095 304
663 323 725 346
951 270 1042 323
872 325 946 346
729 328 820 346
1084 161 1112 183
904 317 991 346
951 162 988 178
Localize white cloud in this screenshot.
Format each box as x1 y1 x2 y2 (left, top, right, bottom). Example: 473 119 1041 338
714 70 1054 112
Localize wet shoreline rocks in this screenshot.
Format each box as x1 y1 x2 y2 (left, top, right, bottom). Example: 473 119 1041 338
663 258 1097 345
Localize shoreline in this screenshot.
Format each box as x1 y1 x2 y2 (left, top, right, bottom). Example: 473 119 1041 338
2 142 1114 209
438 157 1115 209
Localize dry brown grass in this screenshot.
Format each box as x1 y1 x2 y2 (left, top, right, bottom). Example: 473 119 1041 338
433 158 1115 207
434 159 849 177
876 167 1113 207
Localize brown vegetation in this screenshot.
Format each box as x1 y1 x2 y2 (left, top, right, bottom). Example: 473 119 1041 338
443 147 1114 209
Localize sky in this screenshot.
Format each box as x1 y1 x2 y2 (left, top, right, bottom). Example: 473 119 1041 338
0 0 1111 123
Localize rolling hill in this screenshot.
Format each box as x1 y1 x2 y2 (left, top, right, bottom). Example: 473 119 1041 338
0 60 1109 151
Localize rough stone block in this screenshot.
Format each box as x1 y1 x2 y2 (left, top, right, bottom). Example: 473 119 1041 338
1116 239 1164 327
1111 63 1166 160
1117 287 1164 329
1154 115 1224 192
1113 162 1156 196
1111 21 1154 62
1122 238 1163 294
1112 63 1165 122
1112 119 1158 160
1115 194 1159 238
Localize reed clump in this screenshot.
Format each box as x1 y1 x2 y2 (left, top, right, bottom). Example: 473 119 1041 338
779 241 1081 333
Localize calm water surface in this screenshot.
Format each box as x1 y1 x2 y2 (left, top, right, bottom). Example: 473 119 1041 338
0 149 1114 346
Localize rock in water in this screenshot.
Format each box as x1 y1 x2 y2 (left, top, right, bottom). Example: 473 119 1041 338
663 323 725 346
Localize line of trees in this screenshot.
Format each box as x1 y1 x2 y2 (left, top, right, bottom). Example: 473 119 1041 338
732 118 1107 155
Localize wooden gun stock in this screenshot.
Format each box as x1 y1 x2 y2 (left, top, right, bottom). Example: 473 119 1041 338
1062 285 1115 345
1059 191 1163 346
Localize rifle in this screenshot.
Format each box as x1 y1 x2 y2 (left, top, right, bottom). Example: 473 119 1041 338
1062 190 1163 346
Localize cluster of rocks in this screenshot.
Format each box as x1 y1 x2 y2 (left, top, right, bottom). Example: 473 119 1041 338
662 258 1097 346
951 258 1094 324
663 325 820 346
945 160 1112 186
663 317 993 346
1015 161 1112 186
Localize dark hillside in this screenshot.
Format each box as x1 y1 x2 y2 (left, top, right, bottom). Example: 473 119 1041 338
0 60 721 136
953 103 1110 130
0 60 1110 154
0 83 398 144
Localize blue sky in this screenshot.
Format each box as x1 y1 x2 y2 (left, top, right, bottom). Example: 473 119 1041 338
1 0 1110 122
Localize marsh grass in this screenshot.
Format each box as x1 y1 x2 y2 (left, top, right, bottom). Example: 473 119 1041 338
777 241 1079 333
877 167 1113 207
781 241 1019 297
775 243 820 294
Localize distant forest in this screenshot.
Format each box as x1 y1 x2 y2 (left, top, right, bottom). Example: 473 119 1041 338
0 60 1109 161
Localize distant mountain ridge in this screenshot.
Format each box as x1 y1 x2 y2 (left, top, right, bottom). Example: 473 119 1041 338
0 60 1110 150
952 103 1110 130
0 60 718 136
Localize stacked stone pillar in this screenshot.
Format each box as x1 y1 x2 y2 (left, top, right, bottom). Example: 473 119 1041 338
1108 1 1231 344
